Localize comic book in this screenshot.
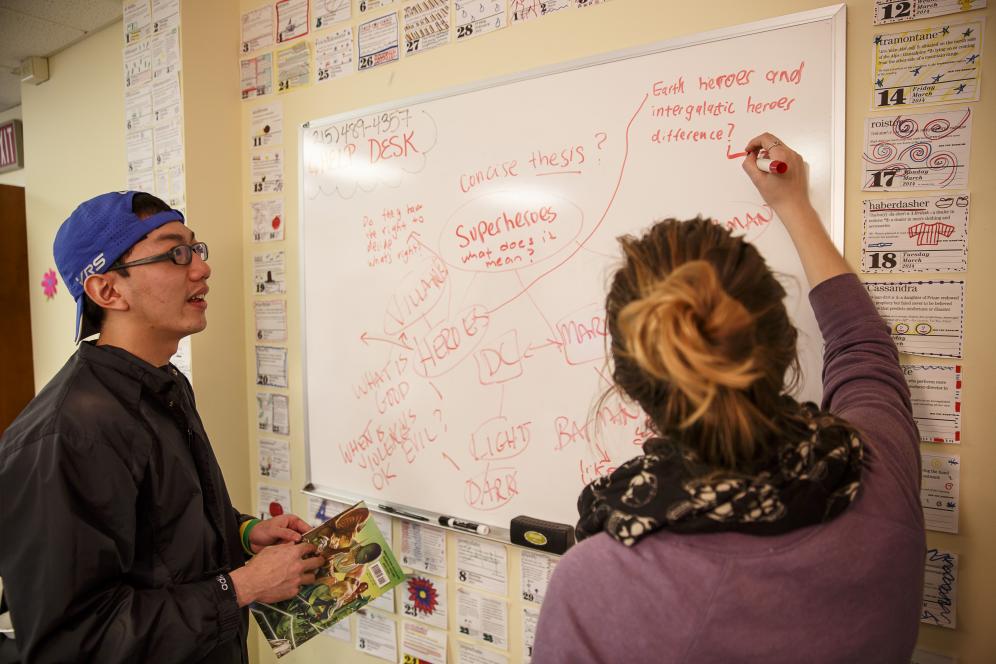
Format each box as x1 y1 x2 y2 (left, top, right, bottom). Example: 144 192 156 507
250 502 405 658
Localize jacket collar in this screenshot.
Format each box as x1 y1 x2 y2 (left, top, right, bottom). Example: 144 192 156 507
77 341 177 403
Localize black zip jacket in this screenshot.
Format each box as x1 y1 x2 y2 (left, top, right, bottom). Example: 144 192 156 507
0 342 250 663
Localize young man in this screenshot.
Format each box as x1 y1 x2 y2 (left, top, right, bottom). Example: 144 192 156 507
0 192 322 663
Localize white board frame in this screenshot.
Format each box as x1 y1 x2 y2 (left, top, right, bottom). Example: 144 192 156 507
297 4 847 540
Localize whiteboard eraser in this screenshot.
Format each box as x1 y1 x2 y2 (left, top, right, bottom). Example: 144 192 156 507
510 516 575 555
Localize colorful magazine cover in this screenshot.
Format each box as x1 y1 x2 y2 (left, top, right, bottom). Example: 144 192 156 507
250 501 405 658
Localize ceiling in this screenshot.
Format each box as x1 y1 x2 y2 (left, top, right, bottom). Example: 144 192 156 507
0 0 122 112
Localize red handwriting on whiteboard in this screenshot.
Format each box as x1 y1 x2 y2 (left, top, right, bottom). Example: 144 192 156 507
698 68 754 90
555 304 608 365
384 255 449 334
470 415 532 461
369 130 419 163
474 330 524 384
720 203 775 235
410 305 491 378
527 145 586 171
465 463 519 511
459 160 519 193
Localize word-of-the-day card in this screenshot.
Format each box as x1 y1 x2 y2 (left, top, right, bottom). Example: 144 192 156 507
862 109 971 191
355 609 398 661
872 20 983 108
874 0 987 25
401 620 447 664
921 548 957 629
257 392 290 435
456 587 509 650
520 550 558 604
902 364 961 443
255 345 288 388
522 606 540 662
256 484 291 521
358 12 400 71
861 195 968 273
458 641 509 664
400 521 447 576
864 281 964 358
249 102 283 148
921 453 960 534
456 536 509 596
258 437 291 482
402 574 448 628
251 198 284 242
455 0 507 40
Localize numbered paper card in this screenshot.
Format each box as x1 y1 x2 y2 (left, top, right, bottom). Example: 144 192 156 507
456 588 508 650
257 484 291 520
903 364 961 443
124 0 152 44
124 40 153 89
403 0 450 56
253 250 287 295
522 606 539 662
456 536 508 596
360 0 397 13
254 299 288 341
151 0 179 34
259 437 291 481
276 41 311 93
873 20 983 108
358 12 400 71
255 345 289 388
240 54 273 99
151 26 181 80
276 0 310 42
401 621 447 664
921 453 959 533
356 610 398 661
861 195 968 272
455 0 507 40
458 642 509 664
257 392 290 435
250 102 283 148
922 549 957 628
875 0 987 25
510 0 571 23
520 550 557 604
251 198 285 242
401 575 448 628
864 281 964 357
251 150 284 194
314 0 351 29
316 28 355 82
862 109 972 191
241 6 274 54
400 522 447 576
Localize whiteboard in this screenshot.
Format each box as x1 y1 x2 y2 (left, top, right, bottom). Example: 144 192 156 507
300 5 846 532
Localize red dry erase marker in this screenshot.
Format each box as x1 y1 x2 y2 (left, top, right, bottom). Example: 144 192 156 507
756 157 788 174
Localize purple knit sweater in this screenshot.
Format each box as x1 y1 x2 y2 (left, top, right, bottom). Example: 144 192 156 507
532 273 925 664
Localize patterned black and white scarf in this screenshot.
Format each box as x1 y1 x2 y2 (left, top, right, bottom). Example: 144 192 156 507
576 402 864 546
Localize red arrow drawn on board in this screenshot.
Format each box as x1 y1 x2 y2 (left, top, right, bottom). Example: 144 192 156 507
522 338 565 360
359 331 413 350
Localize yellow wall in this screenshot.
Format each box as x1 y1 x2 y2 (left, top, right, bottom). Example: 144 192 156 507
10 0 994 662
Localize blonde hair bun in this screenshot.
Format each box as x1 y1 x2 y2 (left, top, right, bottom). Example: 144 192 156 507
617 260 761 421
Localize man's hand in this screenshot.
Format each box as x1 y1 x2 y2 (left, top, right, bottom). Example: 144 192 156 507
249 514 312 553
229 541 323 606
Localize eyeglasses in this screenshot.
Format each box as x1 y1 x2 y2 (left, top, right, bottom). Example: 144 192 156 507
106 242 209 271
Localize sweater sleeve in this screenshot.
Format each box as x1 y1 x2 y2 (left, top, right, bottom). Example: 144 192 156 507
809 273 922 524
0 432 242 664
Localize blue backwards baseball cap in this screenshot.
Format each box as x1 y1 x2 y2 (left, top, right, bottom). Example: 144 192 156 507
53 191 184 342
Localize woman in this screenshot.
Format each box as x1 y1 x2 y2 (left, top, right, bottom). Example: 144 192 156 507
531 134 924 663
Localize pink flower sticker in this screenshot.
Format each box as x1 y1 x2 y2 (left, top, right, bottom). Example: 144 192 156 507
41 269 58 299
